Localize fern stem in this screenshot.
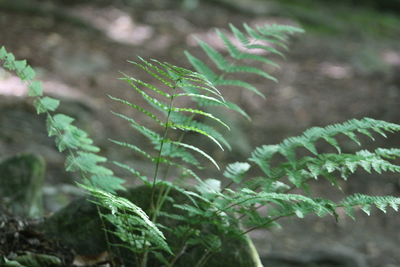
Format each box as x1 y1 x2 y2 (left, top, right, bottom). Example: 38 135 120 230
145 81 179 267
150 83 178 216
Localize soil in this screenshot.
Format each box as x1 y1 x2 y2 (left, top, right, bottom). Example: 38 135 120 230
0 0 399 266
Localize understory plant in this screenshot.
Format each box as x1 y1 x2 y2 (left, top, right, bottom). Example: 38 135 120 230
1 22 400 267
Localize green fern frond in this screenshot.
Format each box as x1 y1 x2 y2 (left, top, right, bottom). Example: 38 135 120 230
219 189 335 218
47 114 100 153
214 78 263 98
171 107 230 130
250 118 400 174
110 139 154 161
112 161 150 184
85 175 126 193
111 111 162 143
65 152 113 175
224 162 251 184
123 77 171 98
217 29 280 68
1 46 123 193
168 122 224 150
184 51 219 82
34 96 60 114
81 184 171 254
169 140 220 170
259 147 400 190
341 194 400 216
128 58 175 89
108 95 164 126
169 112 231 150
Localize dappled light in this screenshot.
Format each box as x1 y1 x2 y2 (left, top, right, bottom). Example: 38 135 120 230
1 0 399 266
74 6 154 45
319 62 352 79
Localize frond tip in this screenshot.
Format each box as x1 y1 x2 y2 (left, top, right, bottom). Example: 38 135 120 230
186 23 304 101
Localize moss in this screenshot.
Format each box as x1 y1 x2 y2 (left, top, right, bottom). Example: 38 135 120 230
0 153 45 218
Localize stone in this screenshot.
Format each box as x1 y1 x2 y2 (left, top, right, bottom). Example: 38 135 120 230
0 154 45 218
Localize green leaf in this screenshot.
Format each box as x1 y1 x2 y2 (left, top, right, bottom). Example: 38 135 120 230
0 46 7 60
108 95 163 125
34 97 60 114
224 162 251 183
19 66 36 81
168 122 224 150
196 178 221 198
184 51 219 82
86 175 126 193
171 107 230 130
65 152 113 176
171 141 220 170
28 81 43 97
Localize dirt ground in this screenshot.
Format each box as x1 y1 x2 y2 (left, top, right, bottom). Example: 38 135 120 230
1 0 399 266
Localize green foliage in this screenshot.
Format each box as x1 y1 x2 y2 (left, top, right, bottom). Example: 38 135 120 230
1 21 400 266
186 23 303 100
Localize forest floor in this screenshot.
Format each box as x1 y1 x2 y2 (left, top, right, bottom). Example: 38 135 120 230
1 0 400 266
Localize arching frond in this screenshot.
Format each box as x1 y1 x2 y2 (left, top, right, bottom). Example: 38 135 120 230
250 118 400 175
186 22 303 104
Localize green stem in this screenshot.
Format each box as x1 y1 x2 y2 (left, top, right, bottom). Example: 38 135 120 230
144 81 179 266
150 86 177 215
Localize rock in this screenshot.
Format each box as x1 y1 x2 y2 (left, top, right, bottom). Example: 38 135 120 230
261 248 368 267
0 154 45 218
40 185 263 266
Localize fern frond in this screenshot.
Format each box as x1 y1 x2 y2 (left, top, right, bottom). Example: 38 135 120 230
65 152 113 176
223 162 251 184
47 114 100 153
108 115 200 167
250 118 400 174
184 51 219 82
341 194 400 216
109 139 154 161
123 77 171 98
81 184 171 254
217 29 280 68
172 92 225 106
168 122 224 150
171 107 230 130
170 140 220 170
169 112 231 150
260 147 400 190
112 161 150 184
108 95 163 126
214 78 264 98
86 175 126 193
111 111 162 143
1 46 123 193
34 97 60 114
128 58 175 89
122 76 171 112
219 189 336 218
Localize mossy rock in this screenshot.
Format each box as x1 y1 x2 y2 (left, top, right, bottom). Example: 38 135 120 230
40 185 263 267
0 153 45 218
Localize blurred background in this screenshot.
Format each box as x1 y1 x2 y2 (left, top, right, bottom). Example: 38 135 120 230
1 0 399 266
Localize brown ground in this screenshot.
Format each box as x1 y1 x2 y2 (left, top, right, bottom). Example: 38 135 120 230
1 0 399 266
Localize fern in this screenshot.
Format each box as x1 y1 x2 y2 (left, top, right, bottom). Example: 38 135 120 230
0 46 169 261
2 20 400 267
185 23 304 104
111 57 228 175
81 184 171 254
